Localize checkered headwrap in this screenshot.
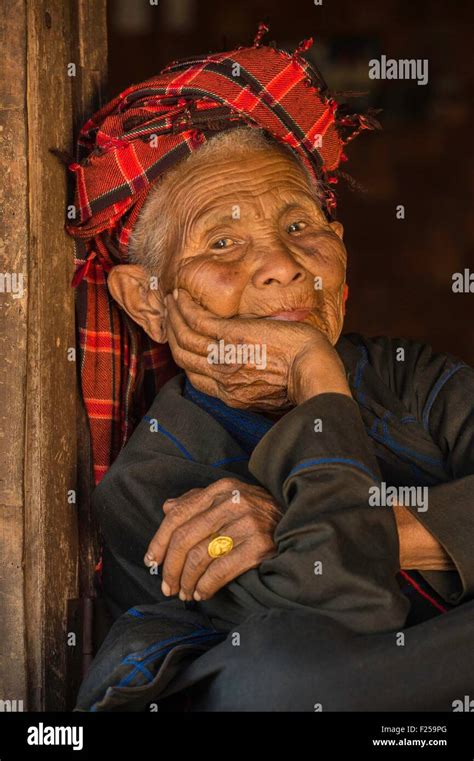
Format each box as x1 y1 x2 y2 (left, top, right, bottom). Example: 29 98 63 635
66 28 379 484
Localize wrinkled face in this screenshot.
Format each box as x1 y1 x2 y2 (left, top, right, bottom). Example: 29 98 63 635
161 147 348 343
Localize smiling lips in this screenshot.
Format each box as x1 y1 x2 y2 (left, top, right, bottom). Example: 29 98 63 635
266 308 312 322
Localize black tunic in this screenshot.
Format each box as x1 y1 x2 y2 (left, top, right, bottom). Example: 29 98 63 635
75 333 474 711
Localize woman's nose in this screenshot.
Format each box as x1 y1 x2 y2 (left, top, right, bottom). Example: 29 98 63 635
251 245 306 288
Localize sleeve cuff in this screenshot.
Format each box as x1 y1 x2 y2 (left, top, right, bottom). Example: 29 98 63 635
407 477 474 603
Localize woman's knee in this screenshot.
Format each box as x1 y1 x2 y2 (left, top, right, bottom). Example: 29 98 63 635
190 609 355 711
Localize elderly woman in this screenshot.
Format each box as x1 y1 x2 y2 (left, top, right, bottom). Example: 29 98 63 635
69 37 474 712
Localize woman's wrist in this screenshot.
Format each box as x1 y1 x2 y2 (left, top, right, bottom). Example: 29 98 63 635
394 504 455 571
289 346 352 405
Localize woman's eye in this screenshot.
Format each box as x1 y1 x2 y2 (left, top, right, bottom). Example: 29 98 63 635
211 238 234 250
287 221 306 233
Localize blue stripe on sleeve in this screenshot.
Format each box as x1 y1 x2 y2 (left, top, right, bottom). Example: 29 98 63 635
422 363 466 431
288 456 378 482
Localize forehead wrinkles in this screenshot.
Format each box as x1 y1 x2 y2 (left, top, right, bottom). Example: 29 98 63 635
174 171 311 238
169 153 313 224
181 165 310 205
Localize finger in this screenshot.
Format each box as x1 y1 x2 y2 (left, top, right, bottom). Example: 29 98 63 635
145 491 215 566
169 322 246 379
184 371 242 408
193 540 265 601
184 370 268 409
173 289 230 341
179 522 249 600
161 489 203 515
161 495 239 596
165 294 212 355
185 370 223 398
145 479 241 565
177 537 215 600
167 322 220 376
176 289 275 348
161 478 241 517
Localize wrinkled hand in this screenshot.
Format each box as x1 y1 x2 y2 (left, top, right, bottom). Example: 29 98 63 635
165 289 351 410
144 478 283 601
394 504 455 571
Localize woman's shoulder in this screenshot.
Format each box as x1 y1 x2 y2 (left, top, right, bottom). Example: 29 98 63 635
339 332 471 423
339 332 466 372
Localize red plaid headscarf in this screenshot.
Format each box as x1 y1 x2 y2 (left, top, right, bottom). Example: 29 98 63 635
66 27 379 485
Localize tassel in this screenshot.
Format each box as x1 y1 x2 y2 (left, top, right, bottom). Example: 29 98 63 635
337 169 368 194
333 90 369 99
189 129 205 148
292 36 314 67
294 37 314 56
326 193 337 214
253 22 269 47
49 147 75 166
71 250 97 288
358 109 383 131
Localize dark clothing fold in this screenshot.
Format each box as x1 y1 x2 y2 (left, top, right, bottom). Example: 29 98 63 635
75 333 474 712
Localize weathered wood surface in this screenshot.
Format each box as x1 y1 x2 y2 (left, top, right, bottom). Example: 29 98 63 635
0 0 107 711
0 0 31 708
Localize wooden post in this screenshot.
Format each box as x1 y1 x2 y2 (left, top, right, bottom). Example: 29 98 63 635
0 0 107 711
0 2 30 708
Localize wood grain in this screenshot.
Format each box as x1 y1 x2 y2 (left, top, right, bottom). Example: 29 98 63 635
0 0 107 710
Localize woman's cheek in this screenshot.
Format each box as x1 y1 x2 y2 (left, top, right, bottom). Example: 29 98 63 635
175 258 246 317
301 235 347 285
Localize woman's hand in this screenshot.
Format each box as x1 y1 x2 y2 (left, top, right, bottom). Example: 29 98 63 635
394 504 455 571
165 289 351 411
144 478 283 601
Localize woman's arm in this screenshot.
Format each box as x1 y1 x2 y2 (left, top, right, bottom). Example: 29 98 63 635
356 336 474 602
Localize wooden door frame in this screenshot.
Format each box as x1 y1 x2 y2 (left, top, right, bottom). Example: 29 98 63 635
0 0 107 711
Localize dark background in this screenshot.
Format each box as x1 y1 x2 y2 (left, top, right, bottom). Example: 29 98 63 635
107 0 473 363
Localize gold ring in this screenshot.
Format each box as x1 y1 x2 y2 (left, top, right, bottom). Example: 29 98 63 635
207 534 234 559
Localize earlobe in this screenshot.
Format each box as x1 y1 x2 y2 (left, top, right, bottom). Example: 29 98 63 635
107 264 168 344
330 220 344 240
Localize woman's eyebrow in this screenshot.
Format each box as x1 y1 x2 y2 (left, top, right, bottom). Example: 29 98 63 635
191 207 236 231
192 193 325 231
279 198 327 223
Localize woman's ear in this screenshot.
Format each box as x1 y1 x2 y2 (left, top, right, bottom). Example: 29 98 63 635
329 220 344 239
107 264 168 343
